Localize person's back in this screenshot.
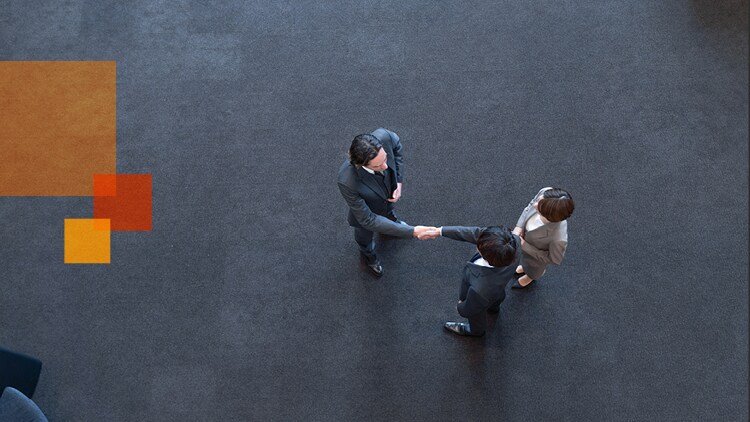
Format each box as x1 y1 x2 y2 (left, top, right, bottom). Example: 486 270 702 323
436 225 520 337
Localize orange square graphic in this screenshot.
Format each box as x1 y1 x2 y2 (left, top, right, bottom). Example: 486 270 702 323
94 174 152 231
64 219 111 264
93 219 111 231
0 61 116 196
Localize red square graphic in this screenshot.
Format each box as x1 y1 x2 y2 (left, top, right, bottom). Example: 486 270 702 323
94 174 152 231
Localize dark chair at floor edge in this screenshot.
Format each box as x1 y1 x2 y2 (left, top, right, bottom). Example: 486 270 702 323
0 387 48 422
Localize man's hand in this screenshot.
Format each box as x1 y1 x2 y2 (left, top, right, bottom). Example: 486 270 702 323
421 227 441 240
413 225 440 240
387 182 402 203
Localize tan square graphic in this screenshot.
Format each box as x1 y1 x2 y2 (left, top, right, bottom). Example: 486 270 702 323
0 61 116 196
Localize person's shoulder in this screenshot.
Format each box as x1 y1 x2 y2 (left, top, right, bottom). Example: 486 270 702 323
338 160 358 184
370 127 389 139
370 127 397 145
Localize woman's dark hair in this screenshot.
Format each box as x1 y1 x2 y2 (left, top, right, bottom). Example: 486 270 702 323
537 188 575 222
477 225 518 267
348 134 382 166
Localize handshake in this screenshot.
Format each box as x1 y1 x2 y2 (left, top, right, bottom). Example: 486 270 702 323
413 226 441 240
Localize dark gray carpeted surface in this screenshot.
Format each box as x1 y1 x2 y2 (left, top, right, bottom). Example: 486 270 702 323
1 1 747 420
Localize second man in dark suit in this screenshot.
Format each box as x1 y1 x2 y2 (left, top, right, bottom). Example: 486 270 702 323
422 225 521 337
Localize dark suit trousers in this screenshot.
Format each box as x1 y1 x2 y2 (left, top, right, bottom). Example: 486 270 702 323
462 292 504 336
354 211 398 263
354 227 377 262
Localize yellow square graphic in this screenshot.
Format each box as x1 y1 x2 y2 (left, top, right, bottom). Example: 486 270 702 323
64 219 111 264
0 61 116 196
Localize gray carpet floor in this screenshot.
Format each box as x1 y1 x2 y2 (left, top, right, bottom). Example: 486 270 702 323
1 1 748 420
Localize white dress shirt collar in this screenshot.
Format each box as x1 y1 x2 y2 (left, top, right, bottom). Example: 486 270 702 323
472 256 493 267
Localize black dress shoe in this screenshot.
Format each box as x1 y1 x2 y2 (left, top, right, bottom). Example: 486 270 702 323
511 279 532 289
366 260 384 277
443 322 483 337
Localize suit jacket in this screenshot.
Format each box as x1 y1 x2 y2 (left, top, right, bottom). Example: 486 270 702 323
515 187 568 279
441 226 522 318
337 128 414 238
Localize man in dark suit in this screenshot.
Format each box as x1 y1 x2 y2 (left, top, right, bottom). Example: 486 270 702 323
338 128 433 277
421 225 521 337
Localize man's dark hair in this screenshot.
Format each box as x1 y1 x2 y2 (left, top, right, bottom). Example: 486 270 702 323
349 134 382 167
476 225 518 267
538 188 575 223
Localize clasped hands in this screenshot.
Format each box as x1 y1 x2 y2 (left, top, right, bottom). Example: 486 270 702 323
413 225 441 240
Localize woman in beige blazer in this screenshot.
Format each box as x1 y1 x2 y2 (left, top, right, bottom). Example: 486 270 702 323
511 187 575 288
